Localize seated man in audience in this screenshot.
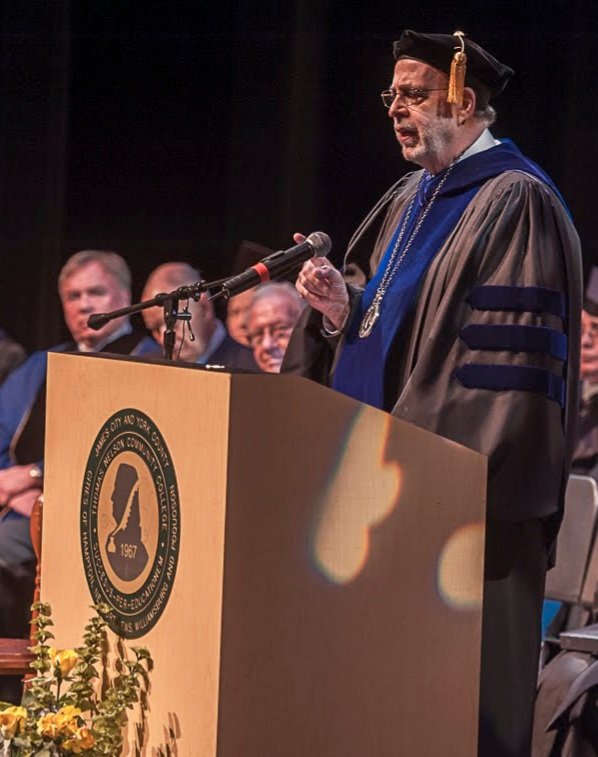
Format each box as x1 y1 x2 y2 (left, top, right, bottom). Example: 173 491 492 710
225 240 275 348
0 249 156 701
226 288 256 348
246 283 304 373
0 329 26 384
142 262 258 370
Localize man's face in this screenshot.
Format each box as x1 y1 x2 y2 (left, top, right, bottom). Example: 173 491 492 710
388 59 459 174
226 288 255 347
246 294 299 373
142 271 210 362
581 309 598 383
60 261 131 349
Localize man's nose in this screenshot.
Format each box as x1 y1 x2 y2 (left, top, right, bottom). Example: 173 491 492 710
388 96 408 119
261 330 276 350
78 293 94 312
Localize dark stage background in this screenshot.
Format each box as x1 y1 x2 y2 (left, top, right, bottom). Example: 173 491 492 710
1 1 597 352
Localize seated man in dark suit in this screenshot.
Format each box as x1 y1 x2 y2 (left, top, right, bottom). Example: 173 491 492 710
142 262 258 370
0 250 156 663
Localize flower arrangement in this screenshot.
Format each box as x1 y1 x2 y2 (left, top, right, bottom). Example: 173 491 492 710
0 602 152 756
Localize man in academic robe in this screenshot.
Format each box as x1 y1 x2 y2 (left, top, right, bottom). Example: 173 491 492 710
0 250 156 700
283 30 582 757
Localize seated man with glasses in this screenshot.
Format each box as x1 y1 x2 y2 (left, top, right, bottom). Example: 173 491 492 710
284 29 582 757
246 283 304 373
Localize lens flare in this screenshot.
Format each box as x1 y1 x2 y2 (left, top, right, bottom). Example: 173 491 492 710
437 523 485 609
312 411 402 584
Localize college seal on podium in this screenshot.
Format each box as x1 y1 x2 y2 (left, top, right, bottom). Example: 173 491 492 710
80 408 180 638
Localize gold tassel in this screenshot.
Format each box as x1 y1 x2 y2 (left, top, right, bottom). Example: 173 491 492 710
447 31 467 106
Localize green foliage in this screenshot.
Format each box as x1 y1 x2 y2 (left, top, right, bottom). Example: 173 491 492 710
0 603 152 756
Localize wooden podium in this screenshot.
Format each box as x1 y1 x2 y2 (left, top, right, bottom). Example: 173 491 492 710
42 352 487 756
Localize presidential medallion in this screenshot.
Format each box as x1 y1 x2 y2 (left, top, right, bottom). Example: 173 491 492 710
359 300 381 338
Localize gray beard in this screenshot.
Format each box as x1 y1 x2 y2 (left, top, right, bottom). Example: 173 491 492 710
400 120 454 170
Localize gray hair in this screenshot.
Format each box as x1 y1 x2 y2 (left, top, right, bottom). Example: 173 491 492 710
474 103 496 127
247 281 305 314
58 250 132 291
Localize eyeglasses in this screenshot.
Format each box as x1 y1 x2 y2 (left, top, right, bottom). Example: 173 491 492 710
380 87 447 109
248 324 294 348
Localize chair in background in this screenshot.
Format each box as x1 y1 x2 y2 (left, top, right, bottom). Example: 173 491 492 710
0 495 43 677
533 477 598 754
544 475 598 640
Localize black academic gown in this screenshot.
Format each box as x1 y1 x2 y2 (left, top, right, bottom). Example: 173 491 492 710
283 168 583 757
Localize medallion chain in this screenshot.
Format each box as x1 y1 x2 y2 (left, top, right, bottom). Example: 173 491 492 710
359 162 455 338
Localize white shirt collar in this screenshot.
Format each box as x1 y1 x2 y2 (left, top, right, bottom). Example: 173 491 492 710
458 129 500 163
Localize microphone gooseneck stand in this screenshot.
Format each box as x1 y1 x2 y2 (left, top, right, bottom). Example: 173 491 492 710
86 231 332 360
86 281 215 361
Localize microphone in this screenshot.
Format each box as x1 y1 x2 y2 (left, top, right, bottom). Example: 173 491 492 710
87 312 110 330
218 231 331 298
87 231 331 330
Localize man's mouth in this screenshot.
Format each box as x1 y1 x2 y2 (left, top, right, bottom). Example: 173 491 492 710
263 353 282 371
395 126 418 146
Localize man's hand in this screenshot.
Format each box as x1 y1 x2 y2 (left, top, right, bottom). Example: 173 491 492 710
0 465 41 507
293 234 349 331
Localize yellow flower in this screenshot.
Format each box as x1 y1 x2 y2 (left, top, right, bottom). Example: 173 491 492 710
37 706 81 739
54 705 82 727
37 712 61 740
63 726 96 753
0 705 27 738
49 647 80 677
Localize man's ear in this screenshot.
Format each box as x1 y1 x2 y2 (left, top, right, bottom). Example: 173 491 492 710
458 87 477 123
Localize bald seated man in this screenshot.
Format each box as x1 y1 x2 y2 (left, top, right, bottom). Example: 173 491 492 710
246 282 304 373
142 262 258 370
